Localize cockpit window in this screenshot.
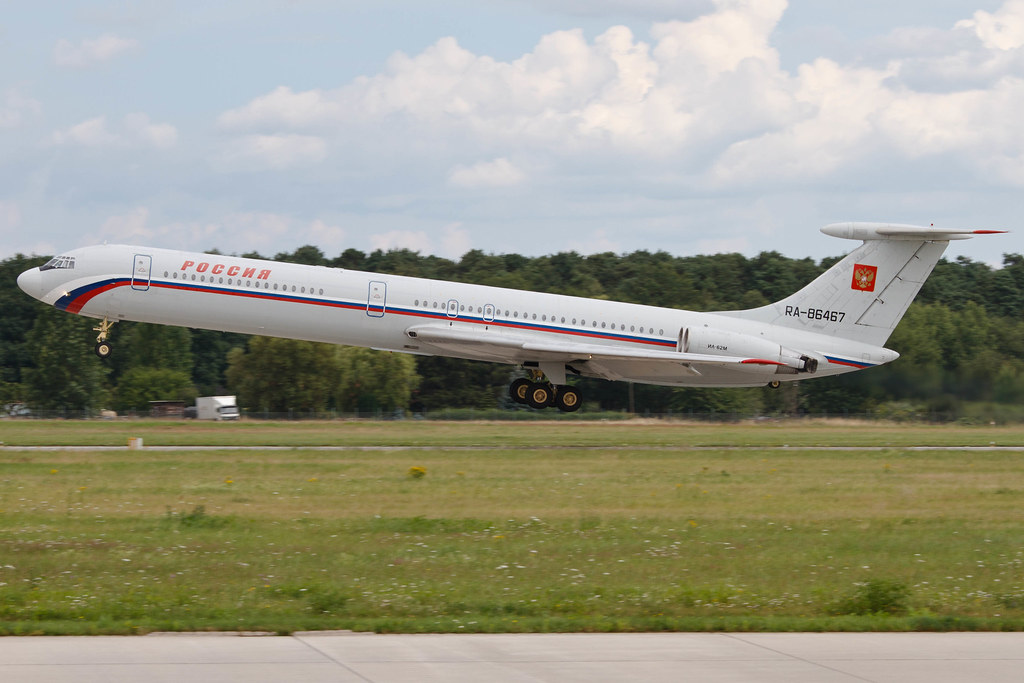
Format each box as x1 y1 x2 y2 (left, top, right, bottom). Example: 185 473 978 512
40 256 76 271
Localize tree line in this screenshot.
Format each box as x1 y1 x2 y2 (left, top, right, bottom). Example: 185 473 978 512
2 245 1023 420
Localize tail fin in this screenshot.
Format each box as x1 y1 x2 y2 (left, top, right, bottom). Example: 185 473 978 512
721 223 1007 347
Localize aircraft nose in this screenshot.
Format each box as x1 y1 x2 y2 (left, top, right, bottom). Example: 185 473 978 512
17 267 42 300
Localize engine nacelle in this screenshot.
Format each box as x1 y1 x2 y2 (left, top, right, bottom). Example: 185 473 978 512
681 326 819 374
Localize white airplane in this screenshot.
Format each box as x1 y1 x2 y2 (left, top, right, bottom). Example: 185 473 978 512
16 223 1005 412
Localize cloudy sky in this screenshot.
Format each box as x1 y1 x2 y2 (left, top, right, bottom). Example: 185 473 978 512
1 0 1021 265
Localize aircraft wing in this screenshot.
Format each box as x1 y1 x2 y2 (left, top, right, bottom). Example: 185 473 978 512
405 324 787 373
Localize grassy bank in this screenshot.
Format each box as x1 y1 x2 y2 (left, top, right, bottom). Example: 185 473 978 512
1 422 1023 634
2 418 1024 447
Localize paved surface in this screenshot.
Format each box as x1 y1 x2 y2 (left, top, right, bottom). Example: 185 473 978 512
2 632 1023 682
5 445 1024 452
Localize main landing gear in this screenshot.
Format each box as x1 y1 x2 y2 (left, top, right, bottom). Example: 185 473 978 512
93 317 116 359
509 371 582 413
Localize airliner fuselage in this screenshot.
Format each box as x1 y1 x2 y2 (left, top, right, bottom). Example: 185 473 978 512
16 223 1003 411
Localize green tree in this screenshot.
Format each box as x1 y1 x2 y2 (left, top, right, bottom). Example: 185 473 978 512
226 337 340 412
415 357 508 410
115 367 197 412
118 323 194 375
276 245 327 266
668 386 763 416
22 307 109 411
0 254 49 386
336 347 419 414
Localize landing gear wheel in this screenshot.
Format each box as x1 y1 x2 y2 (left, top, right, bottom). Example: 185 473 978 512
509 378 532 405
94 341 113 359
555 386 582 412
769 380 780 389
526 382 553 410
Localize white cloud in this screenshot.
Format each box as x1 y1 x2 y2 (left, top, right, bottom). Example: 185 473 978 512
569 229 622 254
53 34 139 68
440 223 471 258
51 117 119 147
696 235 752 255
448 158 526 188
306 219 347 251
0 201 21 231
50 114 178 149
218 86 342 131
10 1 1024 265
100 207 152 242
209 0 1024 194
957 0 1024 50
124 113 178 148
0 90 41 128
218 212 294 248
369 230 433 253
212 134 327 171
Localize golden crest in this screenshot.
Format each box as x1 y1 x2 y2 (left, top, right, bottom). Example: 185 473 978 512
851 264 877 291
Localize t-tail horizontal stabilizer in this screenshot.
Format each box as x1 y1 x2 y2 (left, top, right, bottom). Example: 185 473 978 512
821 222 1008 241
724 223 1008 347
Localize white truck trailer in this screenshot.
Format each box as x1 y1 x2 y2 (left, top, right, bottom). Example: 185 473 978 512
195 395 240 421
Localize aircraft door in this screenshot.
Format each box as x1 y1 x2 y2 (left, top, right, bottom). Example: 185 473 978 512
446 299 459 318
367 281 386 317
131 254 152 291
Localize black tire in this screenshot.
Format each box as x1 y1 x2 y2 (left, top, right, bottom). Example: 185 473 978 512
555 386 582 412
509 378 532 405
526 382 552 410
94 341 112 359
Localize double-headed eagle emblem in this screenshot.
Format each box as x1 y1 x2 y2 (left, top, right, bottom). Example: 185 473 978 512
851 264 877 291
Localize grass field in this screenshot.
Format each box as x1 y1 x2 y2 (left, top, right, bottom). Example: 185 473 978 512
1 419 1023 634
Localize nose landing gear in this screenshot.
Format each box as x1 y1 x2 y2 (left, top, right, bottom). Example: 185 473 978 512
93 317 116 359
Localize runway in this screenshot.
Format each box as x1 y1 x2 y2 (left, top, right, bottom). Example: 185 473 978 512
2 632 1023 682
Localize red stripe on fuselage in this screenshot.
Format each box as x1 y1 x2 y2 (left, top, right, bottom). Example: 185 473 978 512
72 277 678 350
64 279 129 314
